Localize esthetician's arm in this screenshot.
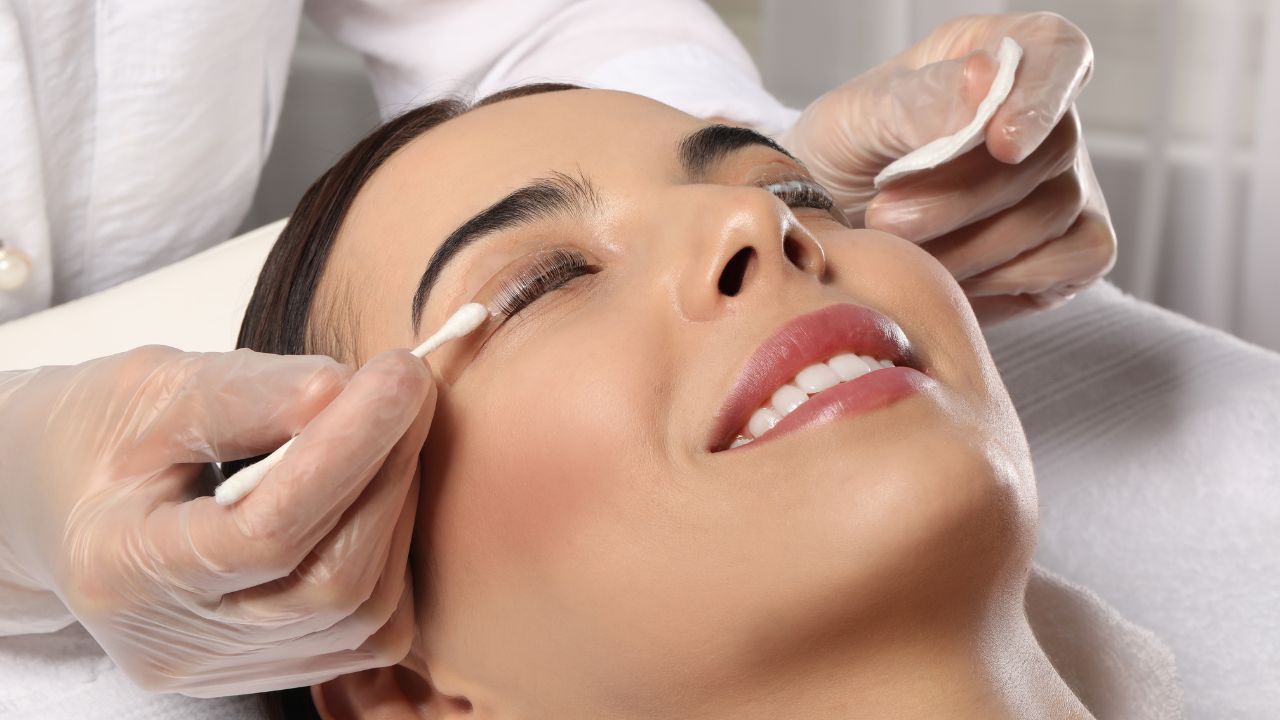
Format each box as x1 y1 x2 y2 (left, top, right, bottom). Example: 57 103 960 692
0 347 434 697
309 1 1112 323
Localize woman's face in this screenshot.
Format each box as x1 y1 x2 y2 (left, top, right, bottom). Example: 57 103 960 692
320 89 1037 716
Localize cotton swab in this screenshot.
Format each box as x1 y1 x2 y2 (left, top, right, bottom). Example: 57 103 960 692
406 302 490 358
213 302 491 506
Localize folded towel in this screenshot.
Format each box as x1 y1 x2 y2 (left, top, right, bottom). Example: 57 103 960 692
1028 565 1183 719
987 282 1280 719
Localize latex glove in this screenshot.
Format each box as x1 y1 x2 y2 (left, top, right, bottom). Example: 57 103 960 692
780 12 1116 324
0 346 434 697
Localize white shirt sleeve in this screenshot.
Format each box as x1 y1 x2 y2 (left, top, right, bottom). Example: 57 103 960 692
305 0 801 135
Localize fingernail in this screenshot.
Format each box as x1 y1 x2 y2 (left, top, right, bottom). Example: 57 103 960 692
998 110 1052 164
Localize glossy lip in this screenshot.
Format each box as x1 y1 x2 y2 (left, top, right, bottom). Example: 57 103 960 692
738 365 933 451
706 303 926 452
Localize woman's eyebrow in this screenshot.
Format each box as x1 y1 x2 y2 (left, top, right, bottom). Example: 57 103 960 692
410 171 601 332
678 124 800 181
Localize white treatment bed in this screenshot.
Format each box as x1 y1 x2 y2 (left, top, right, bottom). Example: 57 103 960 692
1 220 1276 719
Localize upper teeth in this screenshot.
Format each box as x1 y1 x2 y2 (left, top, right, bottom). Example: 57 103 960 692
730 353 897 448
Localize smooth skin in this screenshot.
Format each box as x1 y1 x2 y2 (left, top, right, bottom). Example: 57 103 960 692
304 89 1095 720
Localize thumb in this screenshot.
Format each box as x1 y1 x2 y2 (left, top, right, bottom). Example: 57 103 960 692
118 348 353 471
984 14 1093 163
871 49 1001 164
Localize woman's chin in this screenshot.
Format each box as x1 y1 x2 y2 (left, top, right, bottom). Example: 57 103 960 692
720 388 1037 631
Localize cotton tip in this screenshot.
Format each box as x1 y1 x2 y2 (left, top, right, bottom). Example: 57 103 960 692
411 302 491 358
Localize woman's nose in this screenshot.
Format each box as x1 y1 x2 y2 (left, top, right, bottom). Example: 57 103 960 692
672 186 827 321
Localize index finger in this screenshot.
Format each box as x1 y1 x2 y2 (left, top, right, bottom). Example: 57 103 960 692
985 13 1093 163
148 350 434 593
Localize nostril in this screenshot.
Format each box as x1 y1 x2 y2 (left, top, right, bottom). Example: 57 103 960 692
718 246 755 296
784 229 826 276
783 236 806 270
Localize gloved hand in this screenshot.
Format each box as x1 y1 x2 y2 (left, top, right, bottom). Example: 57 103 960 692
0 346 435 697
780 12 1116 323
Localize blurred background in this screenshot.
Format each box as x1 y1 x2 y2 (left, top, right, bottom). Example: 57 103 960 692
242 0 1280 352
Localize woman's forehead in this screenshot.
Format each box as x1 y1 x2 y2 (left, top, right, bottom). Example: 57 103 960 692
366 89 701 226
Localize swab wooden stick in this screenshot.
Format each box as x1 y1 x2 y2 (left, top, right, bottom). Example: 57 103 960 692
213 303 490 506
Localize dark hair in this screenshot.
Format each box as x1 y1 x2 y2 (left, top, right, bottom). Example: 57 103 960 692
236 83 581 719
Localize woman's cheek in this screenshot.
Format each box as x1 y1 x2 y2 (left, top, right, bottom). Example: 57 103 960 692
823 229 997 406
437 337 657 583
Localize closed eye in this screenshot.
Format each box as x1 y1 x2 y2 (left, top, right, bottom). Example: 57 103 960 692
763 179 833 210
761 178 849 226
489 248 599 320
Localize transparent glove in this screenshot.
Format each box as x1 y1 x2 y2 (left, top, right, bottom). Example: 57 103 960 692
0 346 435 697
780 12 1116 323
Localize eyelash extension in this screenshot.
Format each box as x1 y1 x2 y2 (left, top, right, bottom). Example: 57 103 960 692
763 179 835 211
491 248 599 319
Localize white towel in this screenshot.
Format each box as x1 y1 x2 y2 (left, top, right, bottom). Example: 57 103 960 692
987 281 1280 719
1028 565 1183 719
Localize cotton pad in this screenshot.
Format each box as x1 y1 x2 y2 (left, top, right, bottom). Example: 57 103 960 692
873 37 1024 190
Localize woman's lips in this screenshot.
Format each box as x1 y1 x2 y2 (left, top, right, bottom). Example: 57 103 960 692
735 365 933 450
707 303 927 452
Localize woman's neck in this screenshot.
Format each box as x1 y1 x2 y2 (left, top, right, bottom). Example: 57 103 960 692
688 605 1094 720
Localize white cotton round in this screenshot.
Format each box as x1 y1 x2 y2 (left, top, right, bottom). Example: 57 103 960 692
873 37 1024 190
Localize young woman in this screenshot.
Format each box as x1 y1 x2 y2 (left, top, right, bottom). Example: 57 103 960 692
234 83 1098 719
